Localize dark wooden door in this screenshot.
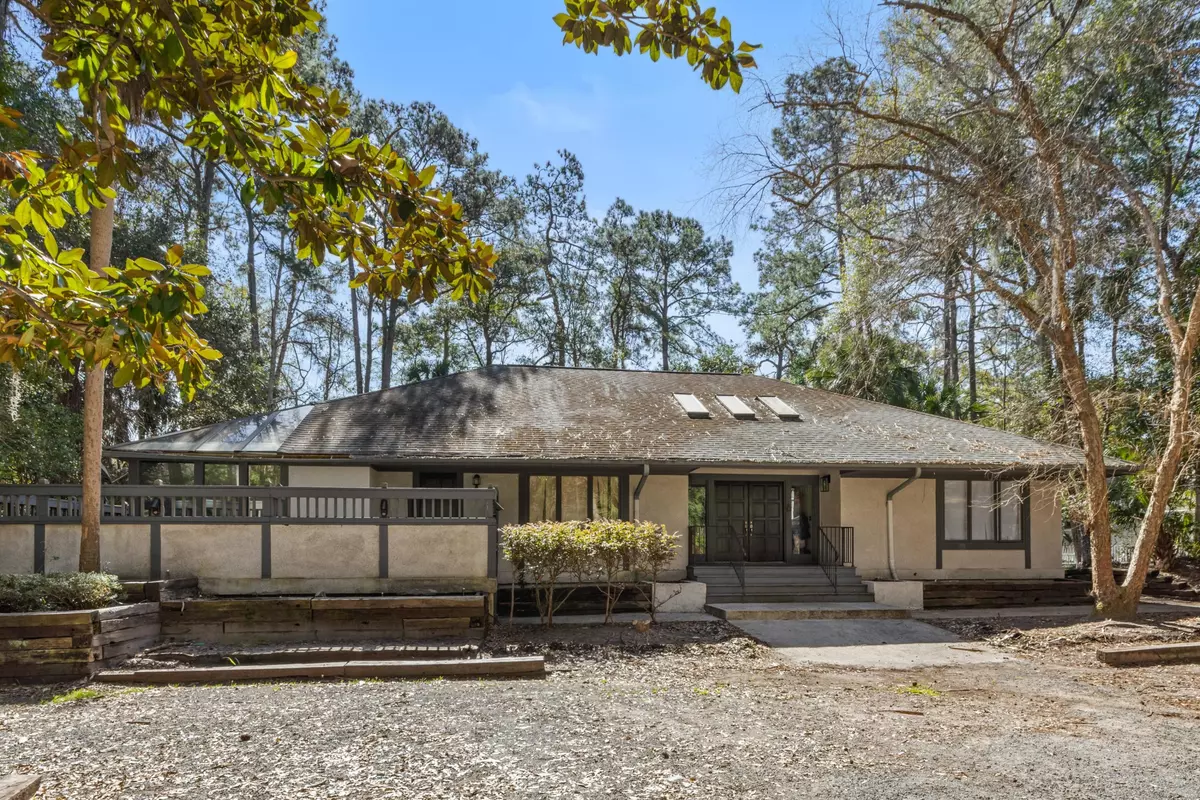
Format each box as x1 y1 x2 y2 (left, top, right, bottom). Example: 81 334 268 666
711 482 783 562
711 482 747 561
746 483 784 562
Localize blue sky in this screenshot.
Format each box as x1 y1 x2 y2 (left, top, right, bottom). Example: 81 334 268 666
323 2 867 341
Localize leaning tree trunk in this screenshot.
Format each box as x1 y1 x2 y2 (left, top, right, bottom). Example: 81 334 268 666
79 189 116 573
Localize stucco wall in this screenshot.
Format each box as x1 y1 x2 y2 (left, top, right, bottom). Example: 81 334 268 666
636 473 689 579
43 524 82 574
288 465 372 488
371 470 413 488
161 524 262 579
819 471 841 528
841 477 1064 580
272 524 378 579
0 524 34 573
389 524 488 579
98 524 152 578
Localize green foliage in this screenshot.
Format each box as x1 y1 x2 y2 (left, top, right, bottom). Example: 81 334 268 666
501 519 677 625
0 363 82 483
0 572 122 613
554 0 759 91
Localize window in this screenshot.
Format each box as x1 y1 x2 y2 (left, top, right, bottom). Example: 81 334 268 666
942 479 1026 543
139 461 195 485
527 475 624 521
249 464 282 486
592 476 620 520
204 463 238 486
688 485 707 555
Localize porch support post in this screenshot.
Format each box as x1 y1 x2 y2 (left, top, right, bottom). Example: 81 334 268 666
260 523 271 578
378 524 389 578
149 523 161 580
33 524 45 574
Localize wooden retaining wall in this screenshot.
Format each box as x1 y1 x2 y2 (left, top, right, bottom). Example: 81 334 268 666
0 602 160 681
921 579 1093 609
159 596 487 643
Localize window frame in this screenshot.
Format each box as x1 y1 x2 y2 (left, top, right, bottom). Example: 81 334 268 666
936 477 1030 552
519 472 629 522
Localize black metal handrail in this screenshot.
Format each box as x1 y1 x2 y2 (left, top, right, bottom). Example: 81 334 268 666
0 485 498 525
815 526 855 594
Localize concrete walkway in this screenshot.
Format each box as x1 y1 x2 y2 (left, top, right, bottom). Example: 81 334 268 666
731 618 1010 669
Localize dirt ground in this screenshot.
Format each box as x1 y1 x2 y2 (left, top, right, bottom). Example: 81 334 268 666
1 617 1198 799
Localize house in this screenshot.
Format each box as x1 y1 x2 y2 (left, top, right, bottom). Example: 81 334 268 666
0 366 1126 605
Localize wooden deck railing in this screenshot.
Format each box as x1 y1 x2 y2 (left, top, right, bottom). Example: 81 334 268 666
0 485 498 525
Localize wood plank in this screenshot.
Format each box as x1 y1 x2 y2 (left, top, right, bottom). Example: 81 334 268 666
0 772 40 800
223 620 314 634
96 602 159 621
160 622 224 640
164 600 312 623
96 656 543 683
0 625 91 640
92 623 160 647
310 596 484 611
0 647 93 665
0 662 89 678
98 613 160 633
100 637 157 661
0 637 73 652
0 610 95 627
1098 641 1200 666
97 661 349 683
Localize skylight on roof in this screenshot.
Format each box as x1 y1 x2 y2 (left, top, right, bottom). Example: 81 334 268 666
758 396 801 421
673 393 711 419
716 395 756 420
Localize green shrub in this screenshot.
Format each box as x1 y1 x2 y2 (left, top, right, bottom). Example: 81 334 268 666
0 572 123 613
501 519 678 626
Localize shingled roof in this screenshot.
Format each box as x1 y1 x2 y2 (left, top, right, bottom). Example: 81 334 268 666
109 366 1123 472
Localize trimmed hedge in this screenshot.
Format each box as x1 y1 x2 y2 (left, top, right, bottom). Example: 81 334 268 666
0 572 123 613
501 520 677 625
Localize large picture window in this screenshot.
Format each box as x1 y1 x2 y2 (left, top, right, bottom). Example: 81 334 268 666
942 479 1026 542
526 475 624 522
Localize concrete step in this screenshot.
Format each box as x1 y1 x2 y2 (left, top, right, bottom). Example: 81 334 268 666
95 656 545 683
707 594 870 604
706 602 910 621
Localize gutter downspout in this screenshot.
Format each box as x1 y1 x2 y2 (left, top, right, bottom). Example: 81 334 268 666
885 467 922 581
632 462 650 520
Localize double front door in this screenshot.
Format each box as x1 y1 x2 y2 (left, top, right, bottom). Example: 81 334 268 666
711 482 784 562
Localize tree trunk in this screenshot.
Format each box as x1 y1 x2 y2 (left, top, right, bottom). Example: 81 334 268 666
245 202 260 354
967 270 978 419
942 267 959 407
79 185 116 573
195 158 216 264
349 256 362 394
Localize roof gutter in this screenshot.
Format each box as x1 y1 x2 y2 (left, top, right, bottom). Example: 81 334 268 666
885 467 922 581
632 462 650 520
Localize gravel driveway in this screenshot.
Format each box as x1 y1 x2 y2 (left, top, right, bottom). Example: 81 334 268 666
1 621 1198 799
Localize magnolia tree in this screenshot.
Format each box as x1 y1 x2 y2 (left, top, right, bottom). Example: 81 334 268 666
0 0 495 571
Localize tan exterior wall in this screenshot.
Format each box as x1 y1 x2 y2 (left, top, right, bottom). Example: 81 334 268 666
272 524 378 579
389 524 488 579
636 473 689 579
819 470 841 528
0 523 150 577
44 524 81 574
161 524 262 579
371 470 413 488
481 473 521 583
99 524 152 578
0 525 34 573
841 477 1064 580
288 465 372 488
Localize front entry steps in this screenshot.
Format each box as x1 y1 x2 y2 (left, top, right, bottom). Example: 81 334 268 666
693 564 870 604
706 602 910 621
